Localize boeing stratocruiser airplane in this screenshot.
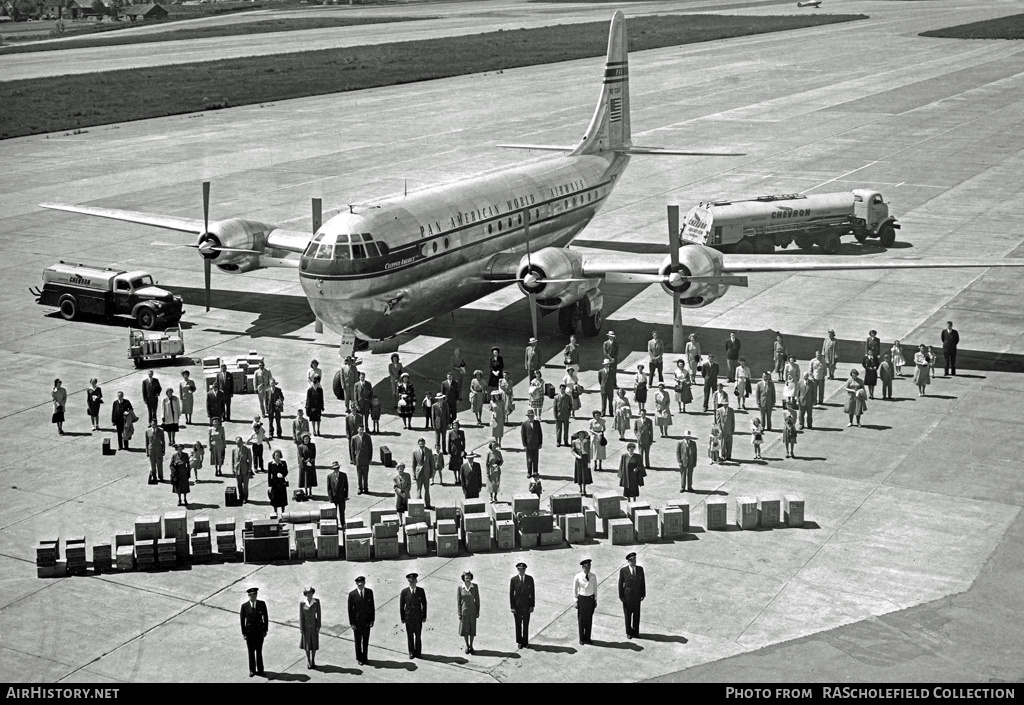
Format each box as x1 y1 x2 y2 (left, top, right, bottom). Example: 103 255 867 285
42 11 1024 353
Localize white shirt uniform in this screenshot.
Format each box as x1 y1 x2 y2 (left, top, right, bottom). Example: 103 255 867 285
573 571 597 599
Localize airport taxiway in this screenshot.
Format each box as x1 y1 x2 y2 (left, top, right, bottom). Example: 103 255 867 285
1 0 1022 683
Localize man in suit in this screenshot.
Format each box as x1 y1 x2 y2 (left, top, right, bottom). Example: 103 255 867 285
353 427 373 496
142 370 161 426
355 371 374 429
676 431 697 492
399 573 427 659
879 352 894 400
941 320 959 376
524 337 541 376
573 558 597 645
460 452 483 500
232 436 253 504
239 586 269 677
700 354 720 413
755 371 777 431
598 358 616 417
412 437 435 506
431 393 449 450
145 419 166 483
441 371 460 422
797 373 816 430
618 552 646 639
647 331 664 385
217 364 234 421
521 409 543 477
267 380 284 438
345 407 361 464
633 409 654 468
509 561 535 648
253 360 273 418
341 356 360 413
723 331 742 383
348 576 375 665
326 460 349 526
603 331 620 377
821 329 838 380
809 350 827 406
206 382 225 425
552 384 573 447
111 391 133 450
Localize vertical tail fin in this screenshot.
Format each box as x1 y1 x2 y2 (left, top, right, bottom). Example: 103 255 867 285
572 11 631 156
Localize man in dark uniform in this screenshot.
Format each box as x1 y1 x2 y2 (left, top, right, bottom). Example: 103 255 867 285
110 391 133 450
520 409 543 477
142 369 161 426
618 552 646 639
399 572 427 659
348 576 375 665
239 586 269 677
206 381 224 425
441 371 460 421
353 426 373 496
461 452 483 500
217 364 234 421
941 320 959 376
573 558 597 645
724 331 741 383
345 408 362 464
509 561 535 648
355 371 374 430
701 354 720 413
326 460 349 526
553 384 573 447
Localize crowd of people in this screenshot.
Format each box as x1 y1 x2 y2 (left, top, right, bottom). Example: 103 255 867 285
49 321 963 508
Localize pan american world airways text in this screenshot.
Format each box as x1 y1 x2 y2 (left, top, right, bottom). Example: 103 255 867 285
724 688 1014 700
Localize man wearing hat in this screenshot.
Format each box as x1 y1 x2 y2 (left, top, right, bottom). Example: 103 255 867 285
525 337 541 376
145 418 166 484
345 406 362 465
232 436 253 504
239 586 269 677
353 424 373 495
399 573 428 659
326 460 349 525
348 576 375 665
700 354 720 413
509 561 535 648
341 356 361 413
633 409 654 469
169 443 190 506
603 331 620 377
412 437 435 506
268 379 284 438
292 407 310 450
676 431 698 492
520 409 543 478
573 558 598 645
647 331 664 385
461 452 483 500
618 552 646 639
552 383 573 447
488 346 504 388
599 357 616 417
254 360 273 418
431 392 450 450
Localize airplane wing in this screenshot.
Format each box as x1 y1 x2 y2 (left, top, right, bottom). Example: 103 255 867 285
720 255 1024 273
497 144 574 152
40 203 206 234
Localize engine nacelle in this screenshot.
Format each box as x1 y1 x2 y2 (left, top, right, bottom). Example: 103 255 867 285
199 218 268 274
517 248 590 311
660 244 729 308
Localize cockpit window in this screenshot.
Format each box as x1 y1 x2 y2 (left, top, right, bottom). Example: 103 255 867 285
304 232 325 257
315 244 334 260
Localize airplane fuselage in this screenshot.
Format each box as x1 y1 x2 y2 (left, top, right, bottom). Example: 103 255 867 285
299 152 630 339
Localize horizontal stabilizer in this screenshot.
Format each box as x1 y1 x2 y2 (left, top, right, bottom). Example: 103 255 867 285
496 144 575 152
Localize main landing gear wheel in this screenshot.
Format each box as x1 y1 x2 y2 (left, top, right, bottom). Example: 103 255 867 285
821 233 842 254
753 235 774 254
58 296 78 321
136 308 156 330
878 223 896 247
795 235 814 251
581 298 602 337
732 239 754 255
558 302 582 335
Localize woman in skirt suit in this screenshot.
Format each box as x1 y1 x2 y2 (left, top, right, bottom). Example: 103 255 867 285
457 572 480 654
209 417 226 476
469 370 486 425
397 374 416 429
86 378 103 431
913 344 932 396
571 431 593 496
563 366 582 418
588 410 607 471
179 370 196 424
299 586 321 669
633 365 648 413
267 449 289 515
673 360 692 413
613 389 632 440
489 389 506 446
52 378 67 435
654 383 673 438
298 433 317 499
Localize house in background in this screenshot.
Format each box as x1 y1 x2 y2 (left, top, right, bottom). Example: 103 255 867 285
123 3 168 20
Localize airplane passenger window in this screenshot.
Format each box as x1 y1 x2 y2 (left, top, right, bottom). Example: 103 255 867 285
432 242 438 253
488 225 493 234
444 237 450 249
535 209 539 220
564 200 568 209
517 214 522 225
508 218 512 228
498 221 502 232
572 197 577 207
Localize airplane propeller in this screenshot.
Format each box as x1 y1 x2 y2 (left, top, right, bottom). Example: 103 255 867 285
524 208 539 341
668 205 684 353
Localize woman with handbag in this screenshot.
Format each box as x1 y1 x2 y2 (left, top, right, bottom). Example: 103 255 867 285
179 370 196 424
562 366 582 418
613 389 632 441
394 463 411 513
571 431 593 496
397 373 415 429
588 410 607 471
189 440 205 483
267 449 289 515
489 389 506 447
913 344 931 396
844 369 867 426
51 378 67 435
209 417 226 476
734 358 752 410
500 372 515 421
86 377 103 431
673 360 692 413
654 383 673 438
633 365 648 413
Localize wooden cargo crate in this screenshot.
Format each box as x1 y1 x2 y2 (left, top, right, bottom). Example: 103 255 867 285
633 509 659 543
665 500 690 532
559 513 586 544
319 519 339 536
436 519 458 536
517 529 539 549
594 492 625 519
462 512 492 533
346 537 371 562
491 503 513 522
660 507 686 539
735 497 758 530
316 534 340 560
706 499 728 530
461 499 487 516
372 523 399 539
607 518 634 545
436 533 459 557
407 500 426 521
317 504 337 521
434 505 458 521
539 526 564 546
627 501 652 521
464 530 492 553
405 532 429 557
784 496 804 527
584 508 598 538
550 493 583 516
758 497 781 528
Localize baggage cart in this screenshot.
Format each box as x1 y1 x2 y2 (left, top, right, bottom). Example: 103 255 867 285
128 326 185 367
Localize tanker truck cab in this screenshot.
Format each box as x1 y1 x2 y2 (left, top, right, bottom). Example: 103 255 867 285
852 189 899 245
34 262 184 330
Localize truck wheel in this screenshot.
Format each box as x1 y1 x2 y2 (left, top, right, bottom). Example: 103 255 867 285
795 236 814 251
821 233 842 255
58 296 78 321
878 223 896 247
854 229 868 243
136 308 157 330
557 302 581 336
580 298 602 337
753 235 774 254
732 239 754 255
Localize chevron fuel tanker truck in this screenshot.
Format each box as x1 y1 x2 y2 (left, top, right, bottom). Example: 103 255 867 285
679 189 900 255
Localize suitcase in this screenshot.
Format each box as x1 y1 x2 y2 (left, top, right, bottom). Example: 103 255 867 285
225 487 238 507
545 382 556 399
102 438 114 456
380 446 393 468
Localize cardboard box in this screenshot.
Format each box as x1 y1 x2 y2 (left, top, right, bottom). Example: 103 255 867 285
347 527 372 541
735 497 758 530
134 516 161 541
706 499 728 530
251 519 282 538
372 523 399 539
345 518 365 530
465 530 492 552
434 505 459 521
550 493 583 516
316 534 340 559
665 500 690 533
559 513 586 544
35 544 57 567
607 517 634 545
346 536 371 561
37 560 67 579
318 504 337 521
758 497 781 528
294 524 316 541
512 495 540 515
494 519 515 550
462 499 487 516
405 521 429 536
163 510 187 539
660 507 686 539
784 496 805 527
215 518 237 533
518 529 539 549
116 545 134 571
584 508 598 538
463 512 492 533
491 503 513 522
243 534 290 563
39 536 60 560
192 517 210 534
406 532 429 556
539 526 564 546
381 513 401 527
407 500 426 521
595 492 625 519
369 509 390 527
436 519 458 536
627 501 652 521
436 533 459 557
374 536 399 559
114 531 134 548
319 519 339 536
633 509 659 543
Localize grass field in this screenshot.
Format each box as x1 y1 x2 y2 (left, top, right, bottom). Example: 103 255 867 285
920 12 1024 39
0 13 867 140
0 16 432 55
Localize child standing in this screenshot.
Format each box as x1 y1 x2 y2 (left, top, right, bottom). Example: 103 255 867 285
190 440 205 483
891 340 905 377
528 471 542 499
369 395 381 433
751 418 764 460
782 412 798 458
422 392 433 430
708 425 721 465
